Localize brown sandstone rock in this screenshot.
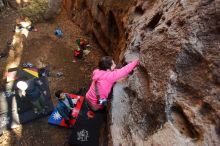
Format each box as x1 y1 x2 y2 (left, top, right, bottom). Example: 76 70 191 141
66 0 220 145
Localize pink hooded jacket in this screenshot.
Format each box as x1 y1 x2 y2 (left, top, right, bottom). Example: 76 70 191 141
86 59 139 110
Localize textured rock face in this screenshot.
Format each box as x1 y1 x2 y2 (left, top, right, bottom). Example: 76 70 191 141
44 0 62 20
66 0 220 145
64 0 134 60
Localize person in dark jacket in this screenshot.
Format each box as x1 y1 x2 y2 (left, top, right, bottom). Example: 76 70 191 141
16 78 47 114
55 90 76 127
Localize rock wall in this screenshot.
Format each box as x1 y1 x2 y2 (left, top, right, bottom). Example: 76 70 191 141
65 0 220 146
64 0 135 61
44 0 62 20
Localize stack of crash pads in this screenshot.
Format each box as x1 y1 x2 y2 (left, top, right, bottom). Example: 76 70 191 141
0 68 53 129
48 94 84 128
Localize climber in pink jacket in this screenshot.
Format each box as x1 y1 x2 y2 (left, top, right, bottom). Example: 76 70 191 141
86 56 139 111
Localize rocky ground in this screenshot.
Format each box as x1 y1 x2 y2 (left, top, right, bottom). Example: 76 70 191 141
0 8 104 146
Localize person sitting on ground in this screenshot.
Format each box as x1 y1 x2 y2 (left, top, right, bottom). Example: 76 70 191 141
55 90 76 127
86 56 139 111
16 77 48 114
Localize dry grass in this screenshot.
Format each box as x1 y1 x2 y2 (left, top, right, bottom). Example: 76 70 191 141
19 0 48 22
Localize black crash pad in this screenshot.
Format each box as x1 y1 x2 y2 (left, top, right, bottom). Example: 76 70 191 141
68 102 106 146
0 68 53 130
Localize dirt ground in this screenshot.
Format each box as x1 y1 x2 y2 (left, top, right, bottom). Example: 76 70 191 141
0 8 104 146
